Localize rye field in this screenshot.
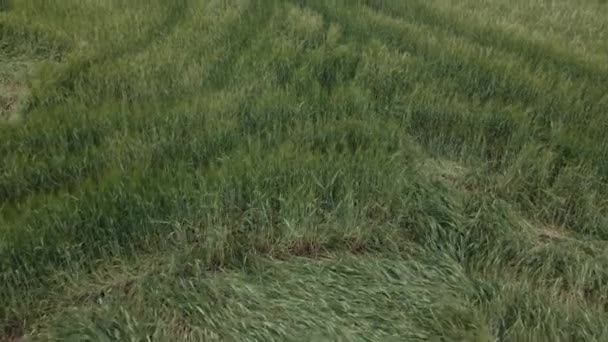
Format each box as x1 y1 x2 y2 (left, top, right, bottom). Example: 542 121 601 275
1 0 608 340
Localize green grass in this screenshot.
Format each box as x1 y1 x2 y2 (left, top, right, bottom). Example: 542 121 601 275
1 0 608 340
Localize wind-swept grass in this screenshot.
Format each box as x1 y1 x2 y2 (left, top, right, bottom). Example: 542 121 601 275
1 0 608 340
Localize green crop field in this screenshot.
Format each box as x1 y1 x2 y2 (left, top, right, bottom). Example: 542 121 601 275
1 0 608 340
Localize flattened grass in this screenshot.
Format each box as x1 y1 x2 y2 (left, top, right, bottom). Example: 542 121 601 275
1 0 608 340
